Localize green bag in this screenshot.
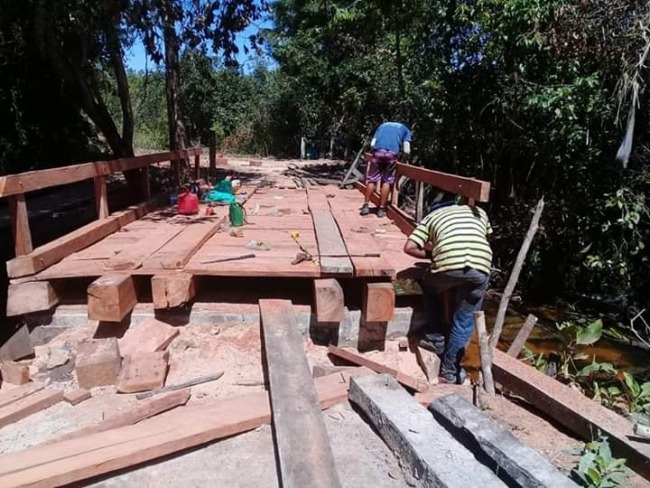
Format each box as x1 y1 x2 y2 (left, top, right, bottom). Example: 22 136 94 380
229 201 246 227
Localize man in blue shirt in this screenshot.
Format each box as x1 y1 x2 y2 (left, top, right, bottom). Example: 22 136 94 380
360 121 412 218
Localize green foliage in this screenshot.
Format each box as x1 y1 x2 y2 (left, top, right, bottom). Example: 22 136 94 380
571 437 630 488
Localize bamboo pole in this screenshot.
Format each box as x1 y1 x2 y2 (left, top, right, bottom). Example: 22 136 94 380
489 197 544 350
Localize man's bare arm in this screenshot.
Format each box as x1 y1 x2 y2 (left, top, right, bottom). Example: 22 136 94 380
403 239 428 259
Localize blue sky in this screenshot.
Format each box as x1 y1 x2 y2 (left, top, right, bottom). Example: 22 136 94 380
125 18 274 73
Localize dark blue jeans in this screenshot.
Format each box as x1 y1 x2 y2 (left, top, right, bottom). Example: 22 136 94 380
421 268 489 379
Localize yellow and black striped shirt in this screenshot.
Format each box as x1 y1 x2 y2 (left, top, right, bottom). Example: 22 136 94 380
408 205 493 275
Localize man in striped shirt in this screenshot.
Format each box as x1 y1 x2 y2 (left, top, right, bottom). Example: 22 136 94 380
403 196 492 384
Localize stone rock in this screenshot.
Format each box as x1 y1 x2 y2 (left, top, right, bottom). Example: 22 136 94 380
47 347 71 370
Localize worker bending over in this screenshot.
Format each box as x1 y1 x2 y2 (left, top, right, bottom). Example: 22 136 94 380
403 194 492 384
360 121 412 218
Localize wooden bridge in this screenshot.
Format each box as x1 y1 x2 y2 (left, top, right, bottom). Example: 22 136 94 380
1 149 490 322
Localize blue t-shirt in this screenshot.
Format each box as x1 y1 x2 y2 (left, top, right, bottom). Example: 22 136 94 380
372 122 412 155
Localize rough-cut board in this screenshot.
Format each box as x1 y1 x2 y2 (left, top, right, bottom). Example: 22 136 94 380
87 275 137 322
151 273 197 309
0 382 45 409
104 226 183 270
118 318 179 357
506 314 538 358
117 351 169 393
51 388 191 444
0 372 366 487
349 375 504 487
328 346 428 393
313 279 345 323
492 349 650 480
260 299 342 488
0 361 30 385
362 282 395 322
355 182 415 236
0 388 64 429
6 281 59 317
64 389 91 406
430 394 578 487
395 163 491 202
8 194 33 256
0 325 34 362
6 196 166 278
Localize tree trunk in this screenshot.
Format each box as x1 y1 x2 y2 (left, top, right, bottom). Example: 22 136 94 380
107 28 134 155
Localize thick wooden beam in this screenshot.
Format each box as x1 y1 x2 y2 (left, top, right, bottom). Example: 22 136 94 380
0 389 64 429
0 372 364 487
6 195 165 278
0 148 202 198
151 273 197 309
313 278 345 322
87 275 137 322
260 299 342 488
492 349 650 480
6 281 59 317
93 176 109 219
396 163 490 202
362 282 395 322
0 361 30 385
8 194 33 256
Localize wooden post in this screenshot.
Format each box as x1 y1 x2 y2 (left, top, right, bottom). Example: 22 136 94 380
8 194 33 256
313 279 344 323
507 314 539 358
415 181 424 221
475 311 495 396
93 176 109 219
140 167 151 201
208 131 216 179
194 153 200 181
391 175 401 207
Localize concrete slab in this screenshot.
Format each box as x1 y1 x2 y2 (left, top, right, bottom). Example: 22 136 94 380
349 374 506 487
430 393 578 488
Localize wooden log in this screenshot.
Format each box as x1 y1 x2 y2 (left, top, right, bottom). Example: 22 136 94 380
395 163 490 202
0 325 34 361
474 311 495 396
51 389 191 444
6 281 59 317
0 148 202 198
87 275 137 322
260 299 342 488
489 198 544 350
328 345 428 393
117 351 169 394
492 349 650 480
0 361 30 385
0 382 45 409
151 273 197 309
0 372 363 487
313 278 344 322
118 318 179 358
362 282 395 322
0 389 64 429
507 314 539 358
6 195 165 278
8 194 33 256
93 175 109 219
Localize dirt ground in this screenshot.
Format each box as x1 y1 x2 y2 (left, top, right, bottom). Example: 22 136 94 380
3 318 647 487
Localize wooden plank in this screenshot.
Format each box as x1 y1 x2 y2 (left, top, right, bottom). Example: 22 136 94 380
151 273 197 309
117 351 169 393
328 346 428 393
118 318 180 357
506 314 539 358
6 195 166 278
0 388 64 429
0 325 34 362
104 226 183 270
313 279 345 323
6 281 59 316
0 372 364 487
51 389 191 444
0 361 30 385
63 389 91 406
362 282 395 322
395 163 490 202
0 148 202 198
0 382 45 409
492 349 650 480
87 275 137 322
355 182 415 236
260 300 342 488
94 175 109 219
8 194 33 256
